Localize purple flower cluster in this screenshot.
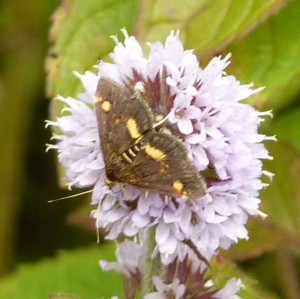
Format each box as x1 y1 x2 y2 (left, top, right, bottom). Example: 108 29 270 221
47 29 274 297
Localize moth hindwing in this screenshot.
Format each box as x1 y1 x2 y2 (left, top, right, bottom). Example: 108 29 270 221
95 77 206 199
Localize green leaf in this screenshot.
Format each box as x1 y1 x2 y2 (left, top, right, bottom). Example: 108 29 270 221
227 0 300 111
0 244 122 299
261 140 300 236
274 108 300 152
211 258 281 299
135 0 287 54
46 0 288 99
223 217 289 261
46 0 139 98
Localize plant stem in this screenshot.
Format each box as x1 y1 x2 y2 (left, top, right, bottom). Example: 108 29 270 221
141 226 157 295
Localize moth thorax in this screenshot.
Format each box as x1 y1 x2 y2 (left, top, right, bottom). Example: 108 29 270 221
158 127 172 135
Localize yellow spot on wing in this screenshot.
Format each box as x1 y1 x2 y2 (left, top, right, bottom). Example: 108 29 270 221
127 118 141 139
173 180 183 191
145 144 166 161
173 180 188 199
94 95 103 103
101 101 112 112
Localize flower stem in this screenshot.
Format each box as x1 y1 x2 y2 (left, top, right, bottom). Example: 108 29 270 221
141 226 157 295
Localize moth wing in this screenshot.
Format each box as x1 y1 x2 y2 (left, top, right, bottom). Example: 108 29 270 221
95 78 154 160
111 131 207 199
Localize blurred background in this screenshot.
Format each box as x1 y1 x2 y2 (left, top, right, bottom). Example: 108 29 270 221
1 0 300 298
0 0 95 273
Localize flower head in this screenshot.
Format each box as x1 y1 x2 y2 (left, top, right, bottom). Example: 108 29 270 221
100 239 243 299
47 30 273 265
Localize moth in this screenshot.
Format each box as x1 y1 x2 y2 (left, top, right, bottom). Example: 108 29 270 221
94 78 206 199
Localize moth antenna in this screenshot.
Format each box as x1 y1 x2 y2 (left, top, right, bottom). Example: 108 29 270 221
48 185 104 203
152 112 171 129
47 189 94 203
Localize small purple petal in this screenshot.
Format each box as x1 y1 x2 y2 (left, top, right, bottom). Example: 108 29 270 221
177 118 193 134
155 223 170 245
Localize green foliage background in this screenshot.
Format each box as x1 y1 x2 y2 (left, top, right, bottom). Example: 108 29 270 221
1 0 300 298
